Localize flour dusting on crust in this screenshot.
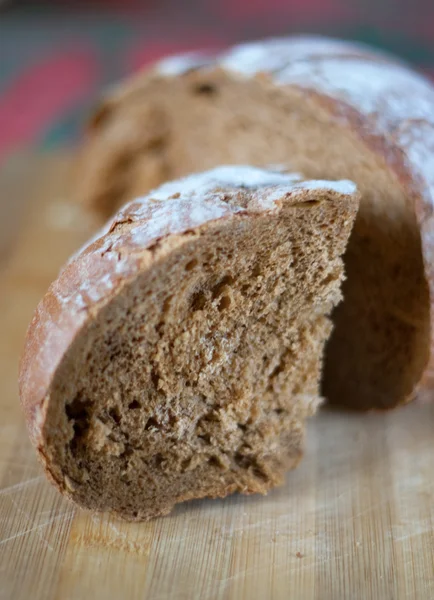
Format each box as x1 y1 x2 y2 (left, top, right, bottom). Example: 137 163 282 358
220 36 398 77
157 52 215 76
82 166 355 254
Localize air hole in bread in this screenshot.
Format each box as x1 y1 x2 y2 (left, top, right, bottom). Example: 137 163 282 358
251 264 262 277
270 361 285 379
162 296 172 313
109 407 122 424
192 83 217 96
150 370 159 388
185 259 198 271
66 395 91 421
211 275 234 298
218 296 231 311
128 400 141 410
191 290 207 311
233 452 267 481
145 417 160 430
208 456 225 469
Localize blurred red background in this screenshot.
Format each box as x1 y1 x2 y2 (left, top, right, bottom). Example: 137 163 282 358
1 0 433 161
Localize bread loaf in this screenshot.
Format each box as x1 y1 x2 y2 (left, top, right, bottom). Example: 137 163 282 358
20 166 358 520
78 36 434 410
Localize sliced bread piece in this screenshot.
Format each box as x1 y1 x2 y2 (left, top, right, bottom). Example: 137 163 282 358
77 36 434 410
20 166 359 520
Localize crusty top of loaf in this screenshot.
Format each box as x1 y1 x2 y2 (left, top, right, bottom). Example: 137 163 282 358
77 166 356 257
152 38 434 221
104 37 434 238
19 165 358 448
156 36 401 77
104 36 434 236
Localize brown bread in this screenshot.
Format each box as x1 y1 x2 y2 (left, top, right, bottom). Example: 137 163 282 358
20 166 359 520
77 36 434 410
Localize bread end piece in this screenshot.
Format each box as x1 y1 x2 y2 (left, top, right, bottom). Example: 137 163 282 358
20 167 359 520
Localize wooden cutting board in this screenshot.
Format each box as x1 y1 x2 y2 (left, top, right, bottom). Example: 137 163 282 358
0 154 433 600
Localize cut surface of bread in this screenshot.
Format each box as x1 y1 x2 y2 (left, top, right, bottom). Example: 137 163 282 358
20 166 359 520
77 36 434 410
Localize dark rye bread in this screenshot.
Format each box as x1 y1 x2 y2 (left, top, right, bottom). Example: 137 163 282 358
77 35 434 410
20 166 359 520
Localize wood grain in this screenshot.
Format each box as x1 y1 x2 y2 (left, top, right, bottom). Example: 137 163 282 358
0 155 433 600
